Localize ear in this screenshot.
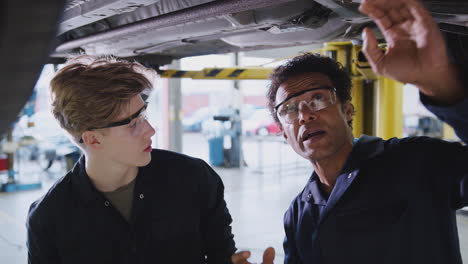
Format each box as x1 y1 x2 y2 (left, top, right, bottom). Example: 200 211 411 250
81 131 104 150
343 101 354 122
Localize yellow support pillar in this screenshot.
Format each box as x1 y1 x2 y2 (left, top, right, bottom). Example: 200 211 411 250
319 42 370 138
442 123 457 141
351 78 364 138
375 77 404 139
319 41 352 70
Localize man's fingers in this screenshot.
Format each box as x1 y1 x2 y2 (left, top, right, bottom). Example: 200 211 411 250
359 3 393 32
262 247 275 264
362 27 384 75
399 6 412 21
360 0 412 11
359 0 403 16
388 7 405 24
407 0 445 49
361 0 431 26
359 1 383 17
231 251 251 264
408 0 436 28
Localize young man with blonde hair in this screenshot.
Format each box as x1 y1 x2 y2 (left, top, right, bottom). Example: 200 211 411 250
26 56 269 264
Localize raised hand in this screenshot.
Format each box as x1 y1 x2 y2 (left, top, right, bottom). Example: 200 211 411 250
231 247 275 264
359 0 464 103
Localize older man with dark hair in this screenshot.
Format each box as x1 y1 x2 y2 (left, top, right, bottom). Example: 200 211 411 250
267 0 468 263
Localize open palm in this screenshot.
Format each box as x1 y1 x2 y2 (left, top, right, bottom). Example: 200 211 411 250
360 0 448 85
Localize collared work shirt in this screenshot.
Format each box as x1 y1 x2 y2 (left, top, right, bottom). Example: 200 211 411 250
283 96 468 264
27 149 236 264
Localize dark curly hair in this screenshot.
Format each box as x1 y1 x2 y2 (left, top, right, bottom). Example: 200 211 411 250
267 52 353 127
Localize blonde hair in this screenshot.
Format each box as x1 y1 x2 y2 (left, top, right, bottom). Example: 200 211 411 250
50 55 155 142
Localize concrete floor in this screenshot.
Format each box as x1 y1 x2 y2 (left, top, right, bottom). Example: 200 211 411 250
0 133 467 263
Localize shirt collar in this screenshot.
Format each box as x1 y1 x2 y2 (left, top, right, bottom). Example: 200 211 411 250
70 154 155 206
341 135 385 172
69 155 100 205
301 172 327 205
300 135 385 203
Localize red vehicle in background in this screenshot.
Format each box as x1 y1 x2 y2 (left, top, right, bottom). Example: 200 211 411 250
243 109 281 136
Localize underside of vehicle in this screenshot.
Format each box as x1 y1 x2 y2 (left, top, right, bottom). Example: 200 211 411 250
53 0 468 63
2 0 468 135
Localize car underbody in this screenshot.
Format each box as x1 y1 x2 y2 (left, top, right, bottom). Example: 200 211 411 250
2 0 468 135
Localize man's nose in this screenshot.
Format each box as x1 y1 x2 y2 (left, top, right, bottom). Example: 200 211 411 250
298 101 317 124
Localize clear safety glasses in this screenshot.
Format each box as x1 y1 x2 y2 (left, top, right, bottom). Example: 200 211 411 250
79 103 149 143
274 87 337 124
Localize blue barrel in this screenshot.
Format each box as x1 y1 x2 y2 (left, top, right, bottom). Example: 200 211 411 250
208 137 224 166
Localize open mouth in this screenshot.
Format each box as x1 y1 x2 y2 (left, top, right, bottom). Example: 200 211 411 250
302 130 326 142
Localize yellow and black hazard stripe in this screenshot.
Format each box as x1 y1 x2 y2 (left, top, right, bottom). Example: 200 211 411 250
159 41 386 81
158 70 197 78
159 67 273 80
